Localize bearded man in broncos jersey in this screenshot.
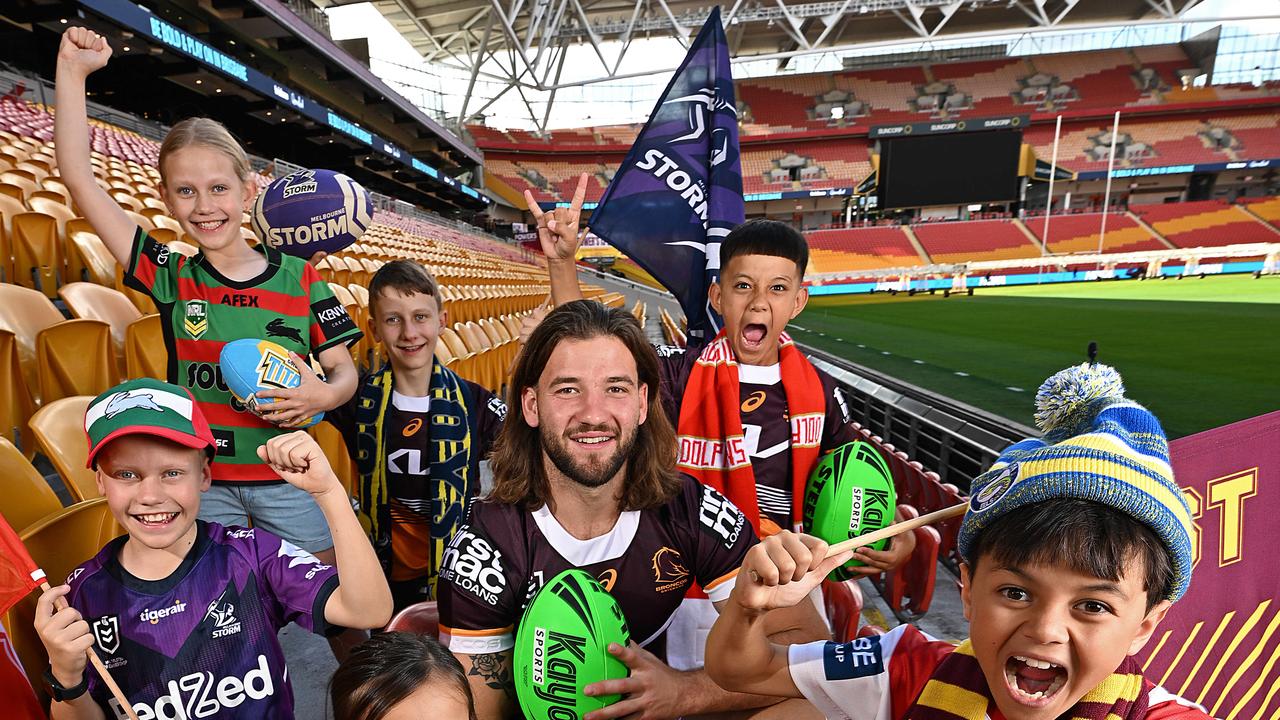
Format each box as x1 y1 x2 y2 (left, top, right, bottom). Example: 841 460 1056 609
438 300 827 720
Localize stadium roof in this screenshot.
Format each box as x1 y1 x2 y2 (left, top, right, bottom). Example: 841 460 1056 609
341 0 1204 62
320 0 1258 129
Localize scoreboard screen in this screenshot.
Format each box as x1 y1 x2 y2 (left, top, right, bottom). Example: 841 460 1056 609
878 131 1022 209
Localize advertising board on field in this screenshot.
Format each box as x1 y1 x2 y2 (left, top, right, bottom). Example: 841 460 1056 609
1140 411 1280 720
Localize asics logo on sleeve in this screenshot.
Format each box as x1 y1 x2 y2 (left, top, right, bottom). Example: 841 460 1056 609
108 654 274 719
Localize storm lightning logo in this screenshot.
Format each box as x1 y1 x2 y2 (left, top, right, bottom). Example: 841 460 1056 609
661 88 736 168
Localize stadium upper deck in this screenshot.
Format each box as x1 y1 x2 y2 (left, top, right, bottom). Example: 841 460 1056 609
470 43 1280 205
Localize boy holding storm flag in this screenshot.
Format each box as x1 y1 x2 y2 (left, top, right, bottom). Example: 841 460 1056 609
530 6 913 675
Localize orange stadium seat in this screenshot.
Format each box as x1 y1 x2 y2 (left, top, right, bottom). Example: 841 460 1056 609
1028 212 1166 254
0 329 35 455
4 498 123 706
1133 200 1278 248
36 319 119 405
125 314 166 381
912 220 1042 264
10 211 60 296
0 435 61 533
59 282 144 374
0 283 66 407
28 396 98 502
68 229 117 286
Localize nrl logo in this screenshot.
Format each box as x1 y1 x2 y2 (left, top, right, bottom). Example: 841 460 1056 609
281 169 318 199
92 615 120 655
183 300 209 339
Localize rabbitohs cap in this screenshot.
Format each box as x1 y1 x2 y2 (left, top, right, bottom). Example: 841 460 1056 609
84 378 216 468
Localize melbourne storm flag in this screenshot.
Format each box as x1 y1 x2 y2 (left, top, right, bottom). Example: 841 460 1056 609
589 7 744 340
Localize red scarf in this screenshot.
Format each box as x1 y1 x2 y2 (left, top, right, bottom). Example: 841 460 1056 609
676 330 826 536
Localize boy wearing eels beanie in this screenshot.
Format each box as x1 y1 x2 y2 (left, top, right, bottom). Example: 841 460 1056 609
705 363 1210 720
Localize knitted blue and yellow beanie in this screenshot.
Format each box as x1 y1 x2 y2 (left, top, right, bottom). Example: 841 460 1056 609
957 363 1195 601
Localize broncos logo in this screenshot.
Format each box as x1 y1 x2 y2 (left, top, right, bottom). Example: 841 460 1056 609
104 391 163 418
651 547 690 593
266 318 305 345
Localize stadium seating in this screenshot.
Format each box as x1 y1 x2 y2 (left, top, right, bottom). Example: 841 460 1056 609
0 283 66 406
59 282 144 374
1133 200 1280 248
125 314 166 381
0 435 60 532
821 579 865 643
912 219 1042 264
806 226 925 272
0 329 34 454
36 318 119 405
877 504 942 622
1242 196 1280 227
1027 212 1167 254
4 498 123 706
28 396 98 502
386 600 440 637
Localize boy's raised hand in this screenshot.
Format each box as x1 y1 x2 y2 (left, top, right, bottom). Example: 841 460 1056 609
524 172 589 262
257 431 338 497
58 26 112 77
734 531 852 615
33 584 94 687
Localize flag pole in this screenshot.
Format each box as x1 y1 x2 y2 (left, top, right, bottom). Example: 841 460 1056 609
1097 110 1120 272
1039 114 1062 285
39 580 140 720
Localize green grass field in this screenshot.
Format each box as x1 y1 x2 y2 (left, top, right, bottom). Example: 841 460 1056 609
791 275 1280 438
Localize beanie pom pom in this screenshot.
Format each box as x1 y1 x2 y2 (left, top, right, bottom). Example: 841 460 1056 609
1034 363 1125 431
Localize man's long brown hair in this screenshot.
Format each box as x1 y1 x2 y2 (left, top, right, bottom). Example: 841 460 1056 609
488 299 680 510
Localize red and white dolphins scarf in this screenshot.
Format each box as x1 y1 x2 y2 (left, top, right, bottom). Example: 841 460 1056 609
676 330 826 536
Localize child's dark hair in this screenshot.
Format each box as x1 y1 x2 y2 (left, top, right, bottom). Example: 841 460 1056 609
367 260 441 317
719 219 809 280
330 632 476 720
965 498 1172 611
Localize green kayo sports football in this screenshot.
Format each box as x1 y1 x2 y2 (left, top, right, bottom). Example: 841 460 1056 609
802 440 897 580
514 569 631 720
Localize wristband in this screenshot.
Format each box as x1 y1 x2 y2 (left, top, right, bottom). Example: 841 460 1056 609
44 665 89 702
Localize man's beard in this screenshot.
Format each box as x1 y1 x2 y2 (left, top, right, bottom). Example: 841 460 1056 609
542 423 638 489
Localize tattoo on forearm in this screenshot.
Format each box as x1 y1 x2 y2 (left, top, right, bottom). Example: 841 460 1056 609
470 652 515 700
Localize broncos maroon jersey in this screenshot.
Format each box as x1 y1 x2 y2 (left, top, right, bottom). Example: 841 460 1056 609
438 475 756 661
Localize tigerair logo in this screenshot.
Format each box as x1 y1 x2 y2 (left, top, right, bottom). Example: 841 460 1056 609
107 654 274 720
741 391 766 413
139 599 188 625
651 547 689 593
256 347 299 389
183 300 208 340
